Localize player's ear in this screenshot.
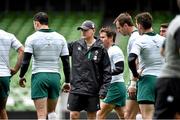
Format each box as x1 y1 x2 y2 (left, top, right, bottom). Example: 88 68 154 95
139 24 144 30
124 23 128 28
93 28 96 33
36 21 41 27
33 21 40 31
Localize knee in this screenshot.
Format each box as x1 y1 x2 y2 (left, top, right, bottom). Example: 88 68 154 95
124 110 136 119
70 112 80 119
97 110 104 119
0 108 6 113
124 111 129 119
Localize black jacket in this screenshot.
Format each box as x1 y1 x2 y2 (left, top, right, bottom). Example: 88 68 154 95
68 38 111 97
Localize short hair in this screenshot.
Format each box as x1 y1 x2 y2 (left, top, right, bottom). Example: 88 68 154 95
113 12 134 27
33 12 48 25
99 27 116 43
160 23 169 28
135 12 153 29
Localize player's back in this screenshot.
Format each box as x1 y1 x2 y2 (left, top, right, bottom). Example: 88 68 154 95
25 30 68 74
134 33 165 76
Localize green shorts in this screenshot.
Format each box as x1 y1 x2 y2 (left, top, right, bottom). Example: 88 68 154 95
137 75 157 103
0 76 11 99
31 72 61 100
103 82 126 107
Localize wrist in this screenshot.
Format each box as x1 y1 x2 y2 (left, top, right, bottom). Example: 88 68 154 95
19 77 24 80
129 80 137 88
64 82 70 84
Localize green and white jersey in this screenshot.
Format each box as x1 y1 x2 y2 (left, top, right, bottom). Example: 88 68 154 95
25 29 69 74
130 32 165 76
160 15 180 78
0 29 22 76
108 45 124 83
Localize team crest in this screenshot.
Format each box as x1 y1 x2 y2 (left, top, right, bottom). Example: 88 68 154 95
78 46 81 51
93 50 98 61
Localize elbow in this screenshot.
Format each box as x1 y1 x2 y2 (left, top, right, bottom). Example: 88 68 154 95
128 53 137 68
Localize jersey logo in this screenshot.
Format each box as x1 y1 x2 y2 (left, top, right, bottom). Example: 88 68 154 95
152 39 160 48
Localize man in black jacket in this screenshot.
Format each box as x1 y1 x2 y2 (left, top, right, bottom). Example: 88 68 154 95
63 20 111 120
154 0 180 118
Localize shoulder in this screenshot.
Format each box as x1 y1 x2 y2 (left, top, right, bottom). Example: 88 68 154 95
25 31 40 44
27 31 39 39
111 45 121 51
109 45 123 55
155 34 166 41
96 38 105 49
130 31 140 39
0 29 16 39
53 32 66 40
129 32 141 43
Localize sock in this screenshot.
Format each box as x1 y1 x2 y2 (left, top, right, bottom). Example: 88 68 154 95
48 112 57 120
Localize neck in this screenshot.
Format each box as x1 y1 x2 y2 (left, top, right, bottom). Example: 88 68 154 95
128 26 136 35
106 41 114 49
85 36 95 44
142 28 153 34
38 25 49 30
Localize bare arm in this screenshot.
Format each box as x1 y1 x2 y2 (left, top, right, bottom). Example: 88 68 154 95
11 46 24 76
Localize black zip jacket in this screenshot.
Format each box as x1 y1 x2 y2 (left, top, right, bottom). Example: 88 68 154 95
68 38 111 97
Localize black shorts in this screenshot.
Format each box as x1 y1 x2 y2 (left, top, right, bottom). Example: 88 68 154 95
67 93 100 112
154 77 180 119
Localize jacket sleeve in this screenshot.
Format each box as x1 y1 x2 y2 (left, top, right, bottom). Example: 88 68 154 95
68 41 75 56
99 48 112 97
61 55 70 83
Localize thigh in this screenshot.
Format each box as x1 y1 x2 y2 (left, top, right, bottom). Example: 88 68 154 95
125 99 139 119
0 77 10 99
114 106 126 119
0 98 7 109
139 104 154 119
98 102 114 116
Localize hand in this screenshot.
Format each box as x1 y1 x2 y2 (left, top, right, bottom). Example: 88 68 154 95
137 68 143 76
10 68 18 76
132 76 139 81
99 95 105 99
19 77 26 88
128 80 137 99
128 86 136 99
62 83 71 93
